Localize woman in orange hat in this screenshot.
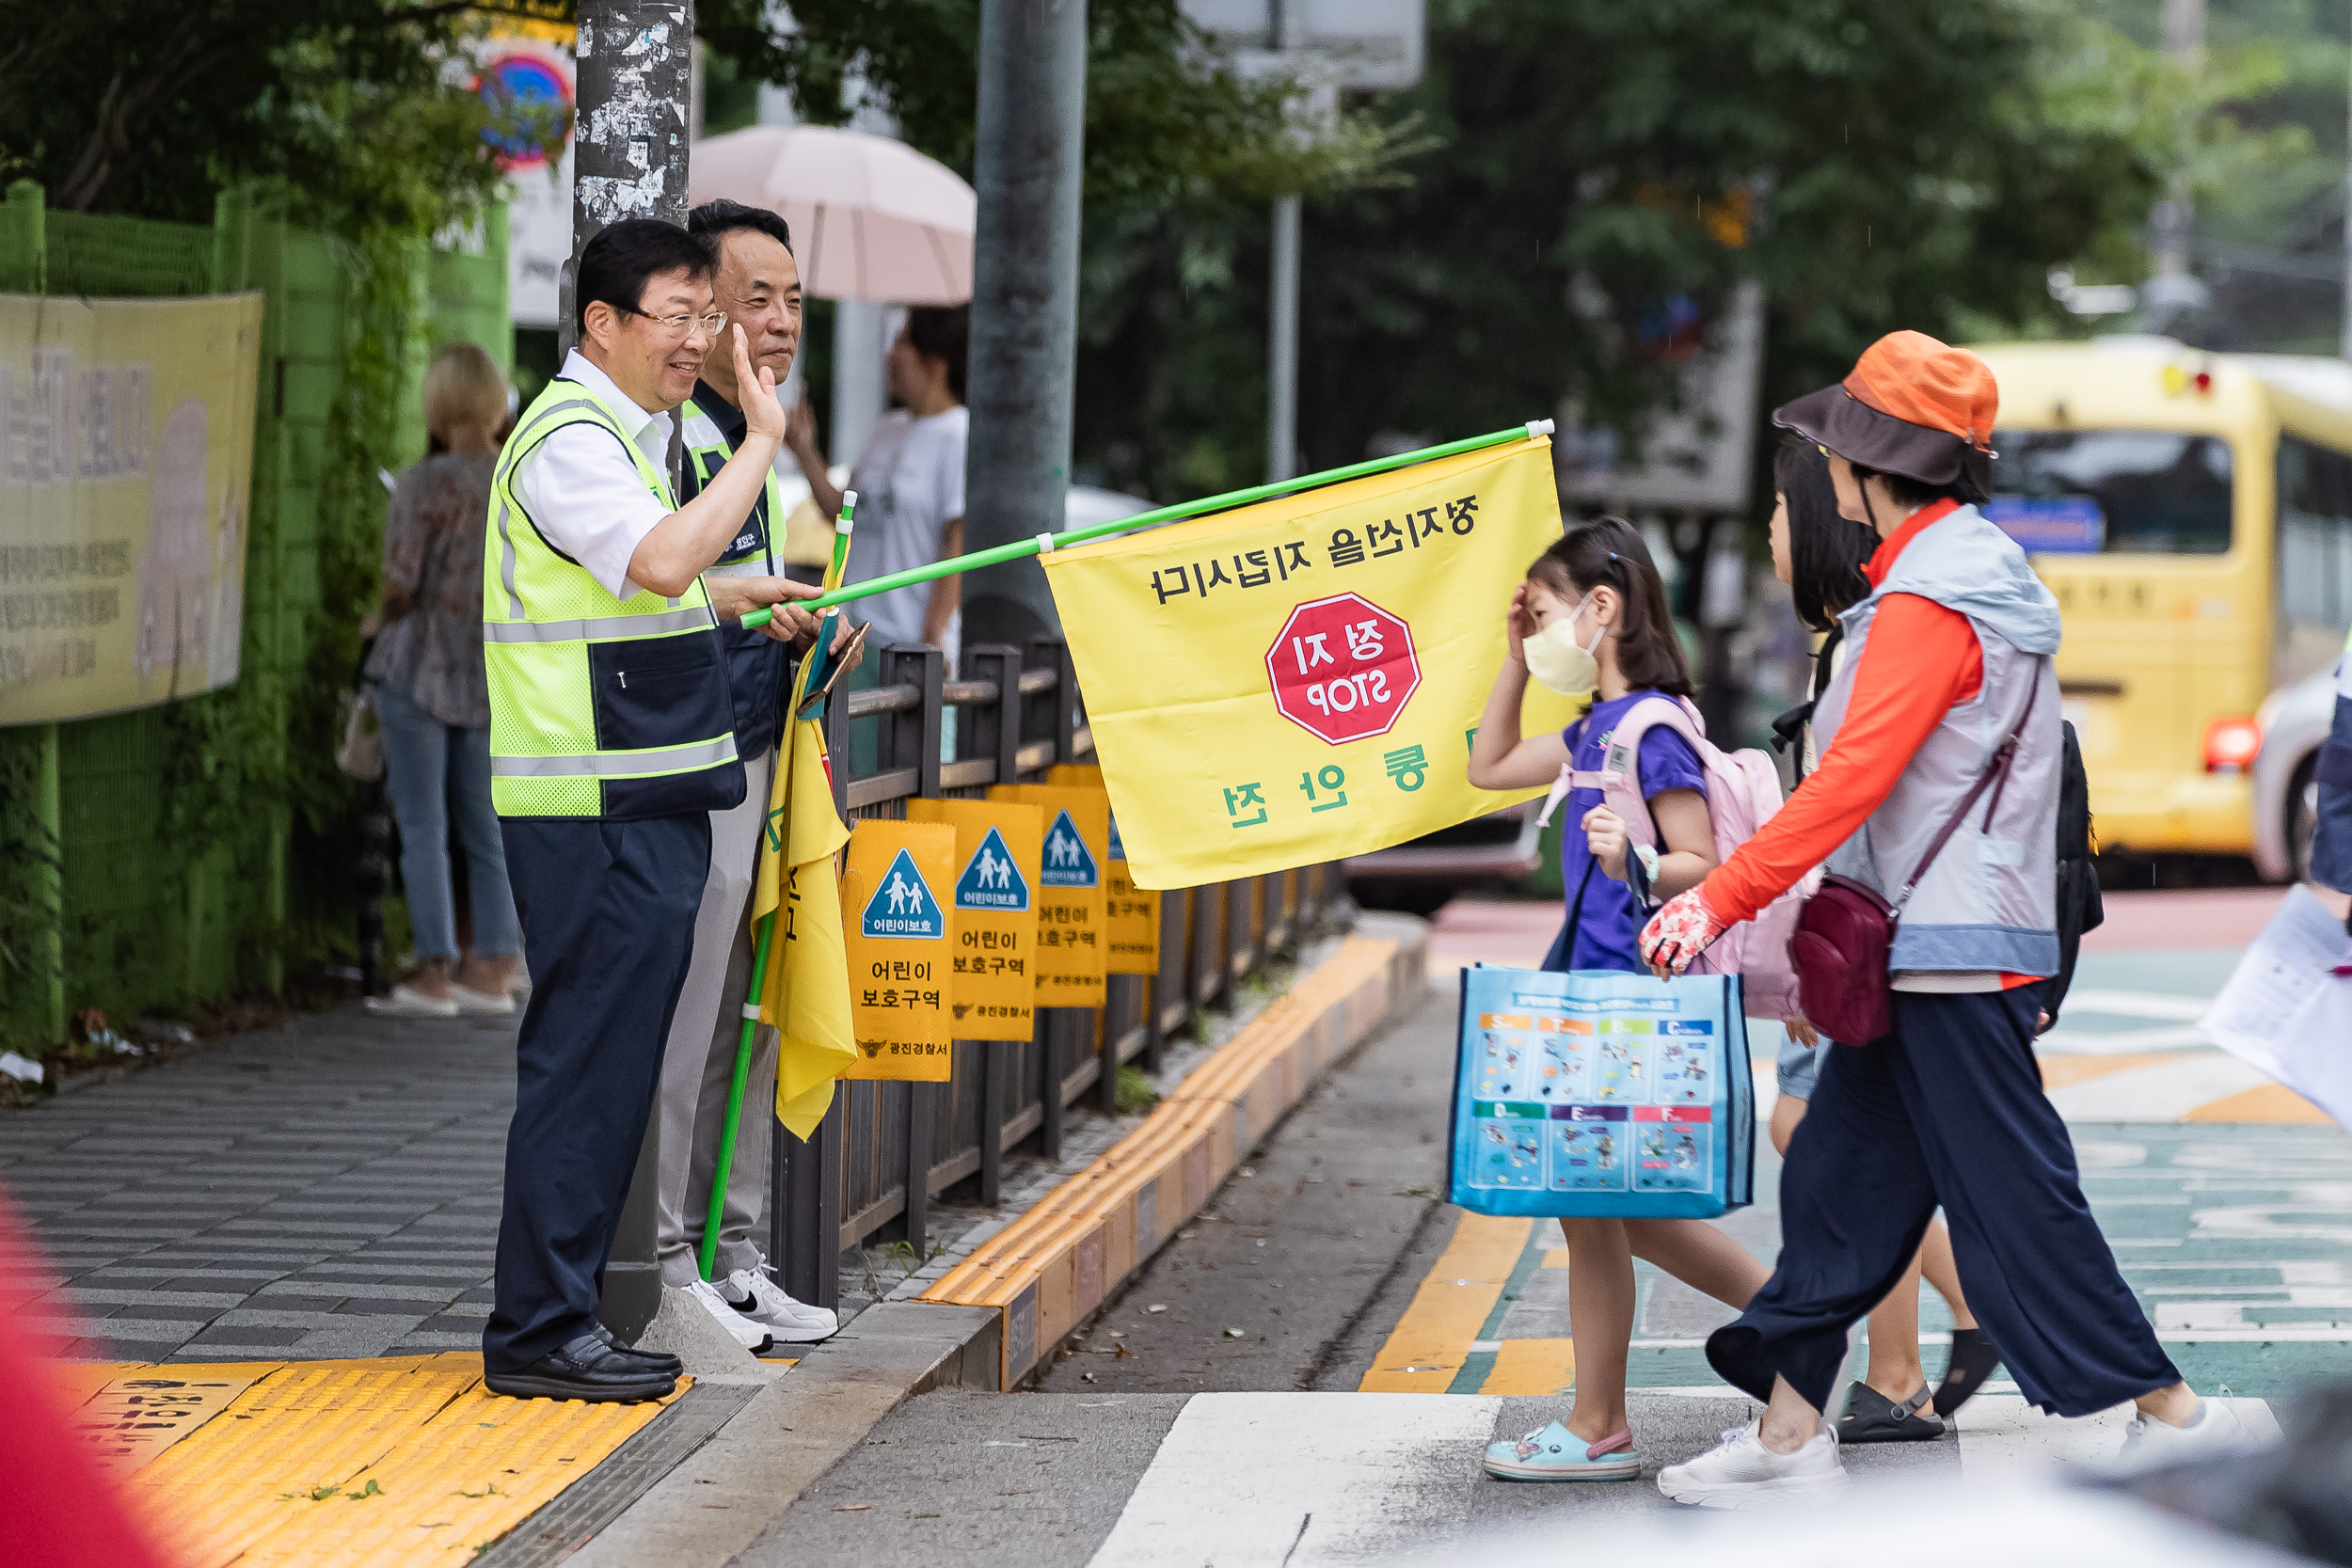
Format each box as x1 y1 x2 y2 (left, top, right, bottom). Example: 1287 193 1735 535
1637 332 2241 1505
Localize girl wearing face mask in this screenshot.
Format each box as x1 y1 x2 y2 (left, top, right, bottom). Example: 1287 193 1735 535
1466 517 1769 1483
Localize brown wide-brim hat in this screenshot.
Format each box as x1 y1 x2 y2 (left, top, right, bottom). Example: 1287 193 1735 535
1772 330 1997 502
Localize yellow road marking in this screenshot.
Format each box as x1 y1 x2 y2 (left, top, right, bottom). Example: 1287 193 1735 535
2184 1082 2333 1123
1481 1337 1576 1396
1358 1212 1530 1393
1540 1247 1570 1269
2035 1053 2179 1089
66 1355 682 1566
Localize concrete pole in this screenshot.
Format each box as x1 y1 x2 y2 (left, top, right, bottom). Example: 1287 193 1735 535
1266 196 1300 483
831 72 902 475
2153 0 2204 282
2342 36 2352 359
962 0 1089 647
567 0 695 1344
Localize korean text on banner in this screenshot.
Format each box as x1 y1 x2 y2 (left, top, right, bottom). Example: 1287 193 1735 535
908 799 1042 1042
0 292 265 724
989 784 1108 1008
754 712 856 1138
1038 436 1576 888
840 819 957 1081
1047 764 1159 974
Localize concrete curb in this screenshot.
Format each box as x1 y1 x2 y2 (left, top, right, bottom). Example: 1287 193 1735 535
552 913 1425 1563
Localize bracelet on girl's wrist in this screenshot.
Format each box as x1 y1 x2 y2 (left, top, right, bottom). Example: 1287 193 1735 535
1634 844 1661 883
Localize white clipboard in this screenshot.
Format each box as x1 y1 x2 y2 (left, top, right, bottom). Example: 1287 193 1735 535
2198 885 2352 1128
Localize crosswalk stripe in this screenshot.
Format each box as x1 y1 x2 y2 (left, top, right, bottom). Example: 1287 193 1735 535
1087 1392 1502 1566
1954 1393 2280 1476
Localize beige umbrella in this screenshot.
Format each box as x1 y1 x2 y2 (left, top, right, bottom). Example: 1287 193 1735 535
690 124 975 305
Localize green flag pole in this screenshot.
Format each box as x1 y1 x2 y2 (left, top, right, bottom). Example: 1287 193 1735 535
697 496 858 1286
739 420 1552 631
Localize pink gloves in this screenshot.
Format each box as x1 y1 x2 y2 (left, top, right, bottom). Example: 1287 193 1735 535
1638 886 1725 977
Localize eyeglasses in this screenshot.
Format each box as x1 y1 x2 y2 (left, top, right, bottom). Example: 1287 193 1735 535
623 306 728 341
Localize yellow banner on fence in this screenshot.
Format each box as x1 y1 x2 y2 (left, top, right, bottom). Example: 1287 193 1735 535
1041 436 1577 888
1048 764 1159 974
839 819 957 1081
988 784 1108 1009
0 292 264 724
754 709 857 1138
907 798 1041 1042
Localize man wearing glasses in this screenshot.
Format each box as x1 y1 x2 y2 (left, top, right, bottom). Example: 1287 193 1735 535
479 218 831 1402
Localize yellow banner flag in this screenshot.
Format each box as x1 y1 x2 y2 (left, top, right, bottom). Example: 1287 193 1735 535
1040 436 1577 888
1047 765 1158 974
839 820 958 1081
755 712 857 1140
908 799 1043 1041
989 784 1108 1008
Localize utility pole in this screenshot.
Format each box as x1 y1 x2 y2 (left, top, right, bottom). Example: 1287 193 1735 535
2341 36 2352 359
566 0 695 1343
1264 1 1301 485
962 0 1089 648
2144 0 2207 335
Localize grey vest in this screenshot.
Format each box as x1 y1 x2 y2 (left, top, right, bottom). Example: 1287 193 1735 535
1809 504 2064 976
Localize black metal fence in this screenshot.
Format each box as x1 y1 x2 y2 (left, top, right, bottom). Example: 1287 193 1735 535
769 639 1343 1307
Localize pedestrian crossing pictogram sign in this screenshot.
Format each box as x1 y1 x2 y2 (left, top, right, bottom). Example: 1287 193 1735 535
839 820 956 1079
955 825 1031 912
860 847 946 939
1041 810 1100 889
1048 764 1160 976
912 799 1043 1041
991 784 1109 1007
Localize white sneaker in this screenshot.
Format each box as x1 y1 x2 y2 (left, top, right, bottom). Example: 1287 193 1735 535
1657 1418 1849 1508
2115 1398 2257 1473
449 984 516 1017
724 1263 839 1343
686 1278 773 1354
363 984 458 1019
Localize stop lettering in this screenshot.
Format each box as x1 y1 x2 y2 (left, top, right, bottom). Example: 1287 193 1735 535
1264 592 1422 745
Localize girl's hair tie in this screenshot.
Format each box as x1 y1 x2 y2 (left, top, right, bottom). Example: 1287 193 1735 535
1608 551 1619 562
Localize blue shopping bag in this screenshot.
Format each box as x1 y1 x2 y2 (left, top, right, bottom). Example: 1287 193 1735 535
1448 966 1755 1220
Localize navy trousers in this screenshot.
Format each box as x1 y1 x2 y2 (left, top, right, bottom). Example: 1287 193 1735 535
484 814 710 1372
1709 986 2180 1418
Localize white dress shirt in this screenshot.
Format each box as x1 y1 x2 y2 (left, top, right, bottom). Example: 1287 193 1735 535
515 350 676 601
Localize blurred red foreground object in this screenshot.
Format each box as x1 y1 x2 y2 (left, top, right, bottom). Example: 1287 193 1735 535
0 1188 176 1568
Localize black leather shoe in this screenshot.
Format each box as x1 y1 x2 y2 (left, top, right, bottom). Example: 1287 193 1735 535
485 1333 676 1402
591 1322 683 1375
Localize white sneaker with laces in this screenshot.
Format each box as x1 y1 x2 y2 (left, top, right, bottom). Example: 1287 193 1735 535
1657 1418 1849 1508
2115 1398 2255 1473
687 1277 773 1355
725 1264 839 1342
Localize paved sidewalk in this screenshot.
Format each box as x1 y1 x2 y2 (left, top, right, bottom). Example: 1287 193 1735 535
3 1008 516 1361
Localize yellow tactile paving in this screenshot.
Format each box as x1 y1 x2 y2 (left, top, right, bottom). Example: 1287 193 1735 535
1358 1212 1530 1393
66 1354 684 1567
2184 1082 2333 1123
68 1362 269 1473
1481 1337 1576 1396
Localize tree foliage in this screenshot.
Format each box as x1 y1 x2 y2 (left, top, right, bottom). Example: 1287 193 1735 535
1065 0 2171 502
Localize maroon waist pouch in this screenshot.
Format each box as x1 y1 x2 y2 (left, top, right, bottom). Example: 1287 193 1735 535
1790 667 2043 1047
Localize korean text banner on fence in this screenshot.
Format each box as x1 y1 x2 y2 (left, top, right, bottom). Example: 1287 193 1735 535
1041 436 1575 888
0 292 265 725
840 819 957 1082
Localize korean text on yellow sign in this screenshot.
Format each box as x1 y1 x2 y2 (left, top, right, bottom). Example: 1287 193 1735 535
908 799 1041 1042
1047 765 1159 974
0 292 264 724
839 819 957 1081
989 784 1108 1008
1039 436 1575 888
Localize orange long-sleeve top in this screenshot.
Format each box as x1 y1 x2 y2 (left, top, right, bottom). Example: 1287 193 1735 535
1702 499 1984 927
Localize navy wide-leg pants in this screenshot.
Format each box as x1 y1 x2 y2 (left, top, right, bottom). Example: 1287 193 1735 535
1709 986 2180 1418
484 814 710 1372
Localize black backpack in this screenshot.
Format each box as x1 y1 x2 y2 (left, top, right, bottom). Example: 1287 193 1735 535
2043 719 2103 1031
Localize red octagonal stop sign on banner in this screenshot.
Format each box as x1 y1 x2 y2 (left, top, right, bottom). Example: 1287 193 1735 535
1264 592 1422 745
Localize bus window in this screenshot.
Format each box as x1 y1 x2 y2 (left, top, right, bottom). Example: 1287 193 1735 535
1988 430 2233 554
2276 434 2352 641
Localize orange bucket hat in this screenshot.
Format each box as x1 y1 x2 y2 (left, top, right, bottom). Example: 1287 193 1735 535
1772 331 1998 501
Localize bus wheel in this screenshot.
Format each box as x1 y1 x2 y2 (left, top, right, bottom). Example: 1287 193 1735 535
2286 757 2320 884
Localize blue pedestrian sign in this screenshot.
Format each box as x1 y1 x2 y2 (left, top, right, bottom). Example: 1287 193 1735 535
1107 811 1126 863
955 826 1031 912
1041 809 1099 889
861 847 946 938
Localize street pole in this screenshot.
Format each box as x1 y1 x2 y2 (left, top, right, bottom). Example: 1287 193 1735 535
2341 37 2352 359
567 0 695 1344
962 0 1089 648
1266 196 1300 483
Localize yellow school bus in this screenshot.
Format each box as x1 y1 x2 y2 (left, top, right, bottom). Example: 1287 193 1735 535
1971 338 2352 878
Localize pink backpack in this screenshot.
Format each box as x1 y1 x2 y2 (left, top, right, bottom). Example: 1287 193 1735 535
1536 695 1814 1022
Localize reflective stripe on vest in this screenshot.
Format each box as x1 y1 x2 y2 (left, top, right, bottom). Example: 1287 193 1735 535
482 376 741 818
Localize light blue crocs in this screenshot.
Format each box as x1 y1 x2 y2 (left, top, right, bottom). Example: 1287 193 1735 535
1484 1420 1643 1481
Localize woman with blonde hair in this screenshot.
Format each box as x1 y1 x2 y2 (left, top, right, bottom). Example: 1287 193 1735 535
363 341 521 1017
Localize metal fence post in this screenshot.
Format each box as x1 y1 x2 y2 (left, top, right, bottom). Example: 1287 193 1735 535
978 1039 1005 1206
965 642 1023 786
1094 1005 1118 1116
904 1082 930 1262
1037 1009 1062 1160
775 1096 842 1310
